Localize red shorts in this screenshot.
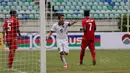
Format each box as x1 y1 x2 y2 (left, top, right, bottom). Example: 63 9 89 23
6 38 17 50
81 39 95 50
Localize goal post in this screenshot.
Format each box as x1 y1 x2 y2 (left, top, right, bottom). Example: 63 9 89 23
39 0 46 73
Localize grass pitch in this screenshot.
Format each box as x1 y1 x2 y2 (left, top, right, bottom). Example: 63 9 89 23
0 50 130 73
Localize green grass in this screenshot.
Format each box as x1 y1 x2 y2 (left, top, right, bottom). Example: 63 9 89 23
0 50 130 73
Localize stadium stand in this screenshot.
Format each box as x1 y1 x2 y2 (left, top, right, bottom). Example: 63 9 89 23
52 0 128 19
0 0 124 32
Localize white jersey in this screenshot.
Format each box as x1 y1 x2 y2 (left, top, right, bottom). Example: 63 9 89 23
51 21 70 39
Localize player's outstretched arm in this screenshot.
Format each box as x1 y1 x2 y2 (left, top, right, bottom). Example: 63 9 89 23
17 29 22 38
68 21 77 26
80 27 86 32
47 31 53 39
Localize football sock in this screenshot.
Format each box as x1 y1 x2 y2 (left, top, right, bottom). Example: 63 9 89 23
80 50 85 64
61 55 67 64
90 49 96 61
8 51 14 68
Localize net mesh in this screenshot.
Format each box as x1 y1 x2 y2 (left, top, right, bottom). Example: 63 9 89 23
0 0 40 73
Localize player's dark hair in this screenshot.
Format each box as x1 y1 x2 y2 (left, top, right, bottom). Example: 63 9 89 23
84 10 90 16
58 14 64 20
10 10 17 16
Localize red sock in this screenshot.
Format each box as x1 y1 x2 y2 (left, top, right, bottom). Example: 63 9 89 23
8 51 14 68
90 49 96 61
80 49 85 64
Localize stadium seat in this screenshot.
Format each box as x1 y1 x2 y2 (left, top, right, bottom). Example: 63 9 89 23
113 6 118 10
7 2 13 6
2 2 7 7
77 2 82 6
93 14 98 18
104 14 109 18
17 6 22 10
102 6 108 10
23 14 29 19
27 0 32 2
19 10 25 13
99 2 104 6
19 2 24 6
30 2 35 6
61 2 66 6
72 14 78 18
104 2 109 6
79 10 84 14
59 6 64 10
108 6 113 10
66 2 71 6
66 14 72 18
13 2 18 6
22 6 27 10
28 6 33 10
94 2 99 6
115 2 120 6
57 10 62 14
5 6 10 10
109 2 115 6
77 14 84 18
18 14 23 19
3 10 9 14
88 2 93 6
92 6 97 10
72 2 77 6
63 10 67 13
112 0 116 2
25 10 31 13
54 6 59 10
6 14 10 18
33 6 39 10
75 6 81 10
31 10 36 13
109 14 114 18
83 2 87 6
81 6 86 10
68 10 73 13
0 0 4 2
24 2 30 6
73 10 79 14
11 6 16 10
115 13 120 18
55 2 60 6
97 6 102 10
90 10 95 13
9 0 16 2
99 14 104 18
70 6 75 10
29 14 34 19
86 6 91 10
65 6 70 10
79 0 84 2
34 14 39 19
36 10 39 13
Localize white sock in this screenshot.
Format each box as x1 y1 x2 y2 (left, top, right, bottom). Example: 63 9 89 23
61 55 67 64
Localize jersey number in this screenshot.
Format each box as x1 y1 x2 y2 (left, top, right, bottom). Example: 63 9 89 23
60 29 63 33
89 23 92 31
7 23 11 31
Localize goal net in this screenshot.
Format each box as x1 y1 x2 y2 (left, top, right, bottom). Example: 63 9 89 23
0 0 43 73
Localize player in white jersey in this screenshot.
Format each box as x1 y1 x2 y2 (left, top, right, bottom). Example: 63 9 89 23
47 14 77 68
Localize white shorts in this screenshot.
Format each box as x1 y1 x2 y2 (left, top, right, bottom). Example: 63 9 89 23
56 39 69 53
